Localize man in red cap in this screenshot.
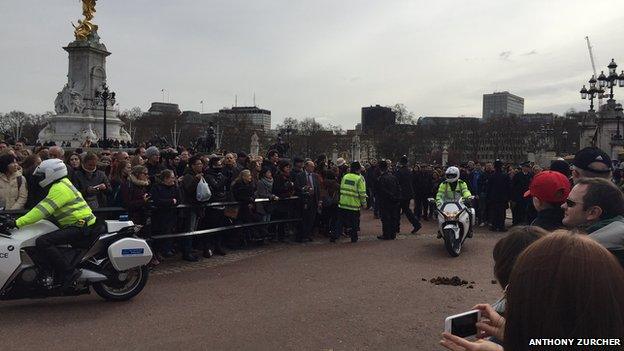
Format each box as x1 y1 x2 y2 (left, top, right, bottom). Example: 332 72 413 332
524 171 571 231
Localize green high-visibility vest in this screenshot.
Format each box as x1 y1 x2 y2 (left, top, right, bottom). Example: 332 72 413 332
338 173 367 211
16 177 96 229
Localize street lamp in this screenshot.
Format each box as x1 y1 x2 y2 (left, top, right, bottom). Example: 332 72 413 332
581 75 602 111
95 84 115 146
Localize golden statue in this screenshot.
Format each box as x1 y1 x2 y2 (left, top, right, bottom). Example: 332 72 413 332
82 0 97 20
73 0 98 41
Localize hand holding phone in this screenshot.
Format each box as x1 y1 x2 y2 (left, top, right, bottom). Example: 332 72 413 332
444 309 481 338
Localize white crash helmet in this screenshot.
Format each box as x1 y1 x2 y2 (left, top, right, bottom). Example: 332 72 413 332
445 166 460 183
33 158 68 188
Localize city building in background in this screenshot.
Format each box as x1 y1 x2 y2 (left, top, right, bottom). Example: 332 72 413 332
219 106 271 130
417 116 480 127
361 105 396 134
482 91 524 119
147 102 182 116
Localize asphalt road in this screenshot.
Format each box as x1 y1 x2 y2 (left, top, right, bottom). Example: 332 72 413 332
1 210 504 351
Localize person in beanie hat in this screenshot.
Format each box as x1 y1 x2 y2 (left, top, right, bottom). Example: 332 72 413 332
336 157 349 181
524 171 571 231
332 161 367 243
571 147 613 184
145 146 165 183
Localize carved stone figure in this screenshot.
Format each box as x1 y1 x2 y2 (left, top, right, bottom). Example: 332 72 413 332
70 90 85 114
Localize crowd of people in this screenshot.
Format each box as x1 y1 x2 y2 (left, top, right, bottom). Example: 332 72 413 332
1 140 624 347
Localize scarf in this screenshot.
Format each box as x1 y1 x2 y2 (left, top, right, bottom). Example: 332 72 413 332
129 174 150 187
260 177 274 190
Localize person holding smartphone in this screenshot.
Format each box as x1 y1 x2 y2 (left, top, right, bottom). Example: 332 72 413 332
71 151 111 209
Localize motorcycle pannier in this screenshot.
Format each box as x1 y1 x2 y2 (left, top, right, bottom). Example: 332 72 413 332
107 238 153 271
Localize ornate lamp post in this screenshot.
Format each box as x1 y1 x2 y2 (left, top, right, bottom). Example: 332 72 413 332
95 84 115 146
580 75 603 111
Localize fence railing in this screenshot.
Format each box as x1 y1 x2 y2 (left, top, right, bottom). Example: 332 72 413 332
0 196 303 240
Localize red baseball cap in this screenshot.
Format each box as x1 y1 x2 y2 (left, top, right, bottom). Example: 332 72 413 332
523 171 571 204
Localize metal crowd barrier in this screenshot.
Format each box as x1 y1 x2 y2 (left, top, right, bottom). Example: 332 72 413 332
0 196 303 240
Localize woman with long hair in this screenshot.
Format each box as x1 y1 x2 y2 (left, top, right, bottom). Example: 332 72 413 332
0 153 27 210
109 160 131 207
441 232 624 351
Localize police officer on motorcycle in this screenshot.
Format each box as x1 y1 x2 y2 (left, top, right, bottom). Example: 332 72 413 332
436 166 472 206
11 159 97 287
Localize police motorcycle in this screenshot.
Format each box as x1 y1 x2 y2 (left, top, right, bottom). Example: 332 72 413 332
0 162 153 302
428 167 475 257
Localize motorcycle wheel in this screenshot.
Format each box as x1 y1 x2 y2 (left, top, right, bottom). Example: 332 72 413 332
93 266 149 301
443 229 461 257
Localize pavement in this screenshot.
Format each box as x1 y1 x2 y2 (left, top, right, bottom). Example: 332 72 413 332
0 210 506 351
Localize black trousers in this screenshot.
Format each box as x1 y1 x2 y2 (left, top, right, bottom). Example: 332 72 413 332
35 226 87 274
298 199 317 241
489 202 507 230
399 199 420 229
414 196 429 219
380 201 400 239
512 200 528 225
333 208 360 241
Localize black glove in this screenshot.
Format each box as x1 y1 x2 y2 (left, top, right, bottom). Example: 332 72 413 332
7 219 16 229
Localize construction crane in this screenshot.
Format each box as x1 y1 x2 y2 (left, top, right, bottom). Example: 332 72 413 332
585 36 603 108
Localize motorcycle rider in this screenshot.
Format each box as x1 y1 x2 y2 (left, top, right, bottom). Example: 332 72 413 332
11 159 97 287
436 166 472 206
436 166 473 236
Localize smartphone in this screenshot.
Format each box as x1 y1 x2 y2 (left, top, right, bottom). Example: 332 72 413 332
444 310 481 338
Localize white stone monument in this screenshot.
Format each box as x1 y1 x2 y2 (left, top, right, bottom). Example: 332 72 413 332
442 147 449 166
250 133 259 157
38 2 130 146
351 135 361 161
331 143 338 163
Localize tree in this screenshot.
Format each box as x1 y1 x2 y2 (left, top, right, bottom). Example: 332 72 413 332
388 103 416 125
119 107 143 141
2 111 29 142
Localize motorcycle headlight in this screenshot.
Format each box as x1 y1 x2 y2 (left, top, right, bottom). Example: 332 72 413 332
443 211 459 220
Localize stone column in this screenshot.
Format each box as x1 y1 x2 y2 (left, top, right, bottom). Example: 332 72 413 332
442 148 449 166
331 143 338 163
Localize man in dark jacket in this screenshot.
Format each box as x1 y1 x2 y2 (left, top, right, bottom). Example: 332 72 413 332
294 160 320 242
524 171 570 231
395 155 421 233
202 156 229 255
511 162 533 225
377 160 401 240
486 160 511 232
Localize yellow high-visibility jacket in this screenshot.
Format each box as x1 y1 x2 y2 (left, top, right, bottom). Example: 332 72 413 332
436 180 471 207
338 173 367 211
16 177 96 228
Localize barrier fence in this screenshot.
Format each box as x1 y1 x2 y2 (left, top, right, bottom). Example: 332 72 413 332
0 196 303 241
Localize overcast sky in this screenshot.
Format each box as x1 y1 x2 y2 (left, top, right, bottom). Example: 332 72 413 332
2 0 624 128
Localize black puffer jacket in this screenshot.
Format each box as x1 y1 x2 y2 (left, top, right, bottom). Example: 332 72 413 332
377 171 401 204
394 165 413 200
205 167 229 202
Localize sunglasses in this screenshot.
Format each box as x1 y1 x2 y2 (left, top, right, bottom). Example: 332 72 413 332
565 199 582 208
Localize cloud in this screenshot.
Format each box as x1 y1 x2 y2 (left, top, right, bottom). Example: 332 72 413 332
522 50 538 56
499 51 512 61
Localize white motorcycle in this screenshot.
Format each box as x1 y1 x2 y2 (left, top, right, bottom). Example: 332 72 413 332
428 197 475 257
0 214 153 301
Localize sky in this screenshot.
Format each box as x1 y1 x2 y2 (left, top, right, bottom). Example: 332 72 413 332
2 0 624 129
